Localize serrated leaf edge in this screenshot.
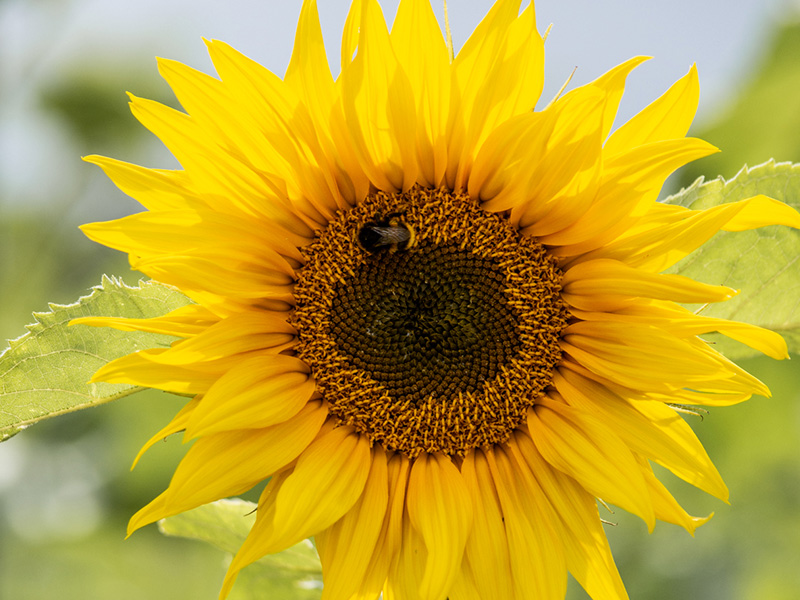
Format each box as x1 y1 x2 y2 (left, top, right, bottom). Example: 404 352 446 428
663 159 800 206
0 275 187 440
1 275 181 359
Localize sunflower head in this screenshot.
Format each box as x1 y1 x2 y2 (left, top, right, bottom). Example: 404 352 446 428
75 0 800 599
291 186 569 458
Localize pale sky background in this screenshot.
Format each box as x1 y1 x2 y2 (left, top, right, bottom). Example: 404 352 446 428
1 0 798 211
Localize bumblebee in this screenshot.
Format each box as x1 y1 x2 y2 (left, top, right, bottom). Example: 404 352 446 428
358 212 416 253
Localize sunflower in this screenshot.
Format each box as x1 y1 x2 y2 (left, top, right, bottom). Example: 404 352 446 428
74 0 800 599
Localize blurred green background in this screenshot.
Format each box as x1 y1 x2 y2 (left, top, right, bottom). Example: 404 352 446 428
1 1 799 599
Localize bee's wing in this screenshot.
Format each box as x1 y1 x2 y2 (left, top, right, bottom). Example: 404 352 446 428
371 226 411 246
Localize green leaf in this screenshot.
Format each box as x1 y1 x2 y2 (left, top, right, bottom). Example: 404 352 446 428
0 276 191 441
664 160 800 359
159 499 323 600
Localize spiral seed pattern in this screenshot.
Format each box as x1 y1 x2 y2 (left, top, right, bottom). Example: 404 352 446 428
331 245 521 403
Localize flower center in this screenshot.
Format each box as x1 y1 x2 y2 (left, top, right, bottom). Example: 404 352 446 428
331 245 521 401
291 187 569 457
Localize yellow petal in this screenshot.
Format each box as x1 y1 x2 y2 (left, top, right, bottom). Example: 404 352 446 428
469 109 556 207
720 193 800 231
578 194 800 273
90 348 219 394
385 504 427 600
570 302 789 361
581 55 651 141
477 85 606 233
128 94 279 204
692 338 771 397
554 368 729 501
391 0 451 187
485 444 568 599
203 39 342 226
82 155 197 211
137 311 294 369
131 252 296 304
513 430 629 600
560 322 740 393
450 2 544 189
71 303 219 338
317 446 389 600
447 562 482 600
157 57 283 177
634 455 713 535
460 450 514 600
646 387 751 407
339 0 418 192
341 0 363 73
284 0 359 211
218 469 292 598
406 453 473 600
128 400 327 534
366 454 411 600
221 426 371 597
130 397 200 470
562 258 737 309
326 0 372 205
286 0 334 106
604 64 699 156
448 0 521 187
185 354 315 437
528 397 656 530
544 138 719 253
269 426 371 543
81 208 307 264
